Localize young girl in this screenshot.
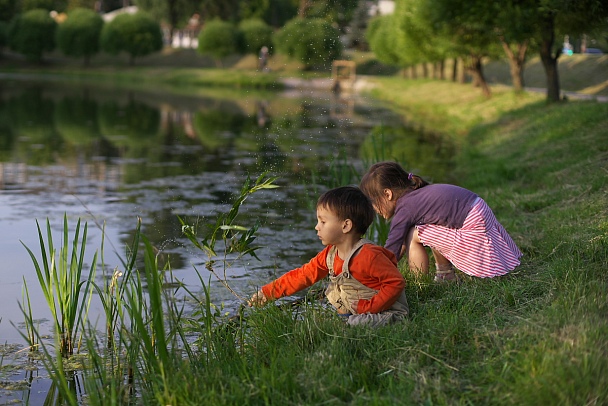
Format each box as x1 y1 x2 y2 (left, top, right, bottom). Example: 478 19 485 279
360 162 522 281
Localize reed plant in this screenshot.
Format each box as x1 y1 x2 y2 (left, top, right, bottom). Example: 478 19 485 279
21 215 97 357
179 172 279 301
19 280 37 350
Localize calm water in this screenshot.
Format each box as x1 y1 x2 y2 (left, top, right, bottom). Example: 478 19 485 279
0 77 455 402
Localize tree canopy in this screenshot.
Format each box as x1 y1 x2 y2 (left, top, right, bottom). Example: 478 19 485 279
367 0 608 102
197 19 240 66
56 7 104 66
274 17 342 69
100 12 163 65
8 8 57 62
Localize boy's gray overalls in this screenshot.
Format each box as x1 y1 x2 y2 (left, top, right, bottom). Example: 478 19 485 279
325 239 409 327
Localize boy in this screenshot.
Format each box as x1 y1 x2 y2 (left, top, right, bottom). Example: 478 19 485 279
248 186 409 327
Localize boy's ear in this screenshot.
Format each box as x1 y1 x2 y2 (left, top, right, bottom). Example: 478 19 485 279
342 219 353 233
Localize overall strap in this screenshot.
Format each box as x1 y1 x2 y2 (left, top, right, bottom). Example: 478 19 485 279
326 239 373 278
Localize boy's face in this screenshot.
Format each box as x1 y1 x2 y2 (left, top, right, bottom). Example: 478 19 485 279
315 205 348 246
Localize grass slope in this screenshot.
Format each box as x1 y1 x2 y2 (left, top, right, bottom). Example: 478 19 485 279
160 81 607 405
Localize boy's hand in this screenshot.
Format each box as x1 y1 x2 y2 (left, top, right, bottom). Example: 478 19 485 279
248 290 268 307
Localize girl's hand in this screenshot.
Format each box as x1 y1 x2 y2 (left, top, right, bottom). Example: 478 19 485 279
248 290 268 307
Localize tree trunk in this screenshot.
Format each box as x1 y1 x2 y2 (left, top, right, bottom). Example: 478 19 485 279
457 58 466 83
500 37 528 93
467 55 491 98
422 63 428 78
298 0 311 17
538 12 561 103
410 65 417 79
451 58 458 82
438 59 445 80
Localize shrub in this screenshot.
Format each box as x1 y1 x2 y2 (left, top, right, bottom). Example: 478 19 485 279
274 17 342 69
7 8 57 62
197 19 240 67
366 15 401 67
238 18 273 55
100 12 163 65
56 8 103 66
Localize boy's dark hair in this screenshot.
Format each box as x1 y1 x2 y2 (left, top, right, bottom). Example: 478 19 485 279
317 186 374 235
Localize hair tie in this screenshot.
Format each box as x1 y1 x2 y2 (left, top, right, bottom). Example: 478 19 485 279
407 173 413 180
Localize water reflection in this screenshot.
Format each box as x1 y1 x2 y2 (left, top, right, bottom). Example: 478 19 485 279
0 79 455 341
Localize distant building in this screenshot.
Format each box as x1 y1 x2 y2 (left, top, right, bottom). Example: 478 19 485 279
369 0 395 16
102 5 138 22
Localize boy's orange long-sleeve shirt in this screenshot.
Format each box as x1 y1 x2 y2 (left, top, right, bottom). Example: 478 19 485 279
261 244 405 314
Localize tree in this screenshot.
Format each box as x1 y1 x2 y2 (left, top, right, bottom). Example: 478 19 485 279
0 0 18 22
100 12 163 66
200 0 241 22
394 0 453 79
238 18 273 55
197 19 240 67
493 0 538 92
305 0 358 33
274 17 342 69
347 0 372 50
7 8 57 63
56 7 103 66
259 0 298 28
534 0 608 102
366 15 402 67
136 0 199 44
421 0 504 98
22 0 53 11
426 0 608 102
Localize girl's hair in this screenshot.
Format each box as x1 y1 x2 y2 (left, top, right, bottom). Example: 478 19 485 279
317 186 374 236
359 162 429 205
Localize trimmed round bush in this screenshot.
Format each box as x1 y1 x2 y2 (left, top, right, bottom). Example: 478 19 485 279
197 19 240 66
56 8 104 66
238 18 273 55
274 18 342 68
100 12 163 65
8 9 57 62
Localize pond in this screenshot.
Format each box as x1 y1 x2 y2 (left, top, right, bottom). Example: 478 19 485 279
0 77 456 403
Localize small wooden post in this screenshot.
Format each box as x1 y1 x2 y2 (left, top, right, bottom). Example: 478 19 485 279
331 60 356 92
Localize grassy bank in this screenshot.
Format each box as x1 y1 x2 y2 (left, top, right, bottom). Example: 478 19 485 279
241 82 607 405
140 80 605 405
8 53 607 404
